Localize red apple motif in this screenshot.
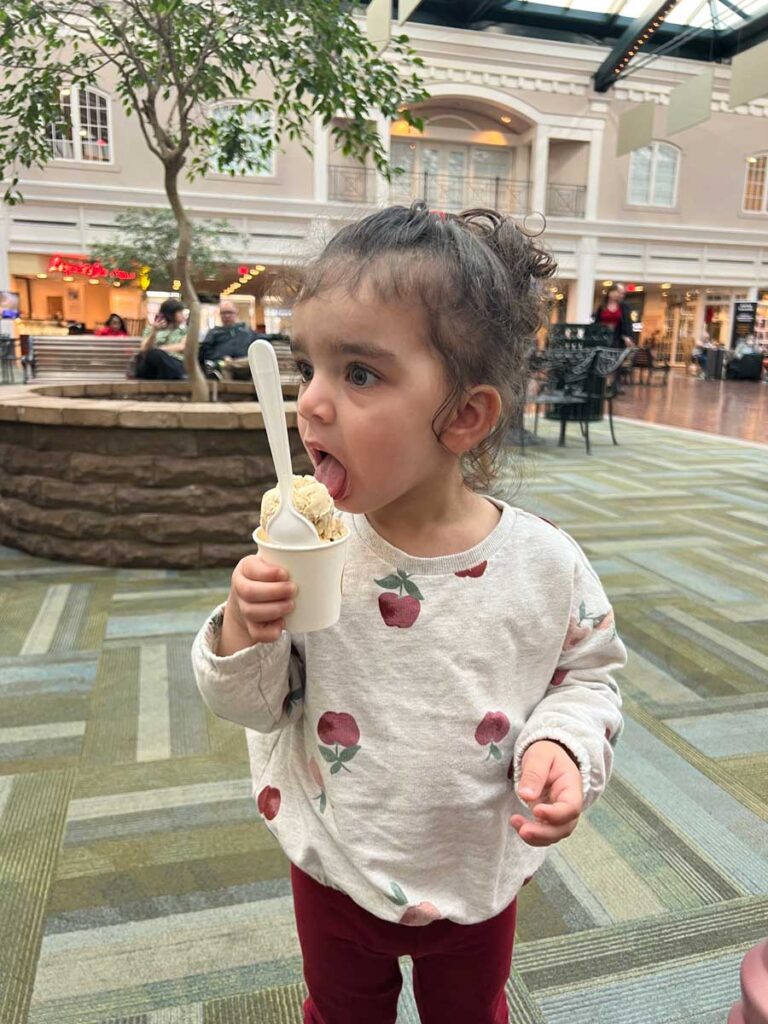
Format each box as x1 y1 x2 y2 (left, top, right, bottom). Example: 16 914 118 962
550 668 568 688
455 561 487 578
257 785 281 821
475 711 510 761
595 609 615 632
400 902 442 926
317 711 361 775
318 712 360 747
375 570 424 628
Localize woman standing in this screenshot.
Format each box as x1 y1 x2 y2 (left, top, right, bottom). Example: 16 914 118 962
592 285 633 349
135 298 187 379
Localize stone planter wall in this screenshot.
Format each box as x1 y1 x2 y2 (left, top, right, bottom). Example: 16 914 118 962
0 382 310 568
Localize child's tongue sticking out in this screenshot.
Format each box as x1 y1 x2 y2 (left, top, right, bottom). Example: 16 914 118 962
314 453 348 501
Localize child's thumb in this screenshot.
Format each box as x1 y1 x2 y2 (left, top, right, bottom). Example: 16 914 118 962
518 763 546 802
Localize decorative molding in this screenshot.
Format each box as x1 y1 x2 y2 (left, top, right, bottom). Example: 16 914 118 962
614 85 768 118
420 63 588 97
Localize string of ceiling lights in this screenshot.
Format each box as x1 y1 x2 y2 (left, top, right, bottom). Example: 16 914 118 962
221 263 267 298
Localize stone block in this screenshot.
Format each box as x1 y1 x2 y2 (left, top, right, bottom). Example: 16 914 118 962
4 445 70 478
179 404 241 430
16 399 64 425
117 403 181 429
1 473 43 503
30 424 109 454
105 427 197 457
60 402 120 428
69 452 157 485
0 402 19 422
194 428 270 457
38 477 116 512
157 456 247 487
200 541 256 567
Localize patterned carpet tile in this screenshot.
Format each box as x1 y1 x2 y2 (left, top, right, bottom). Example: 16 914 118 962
0 418 766 1023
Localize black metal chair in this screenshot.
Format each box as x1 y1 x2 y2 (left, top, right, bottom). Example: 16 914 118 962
529 348 597 454
582 347 634 445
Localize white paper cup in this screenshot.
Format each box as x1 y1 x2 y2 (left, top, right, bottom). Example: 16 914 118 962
253 525 349 633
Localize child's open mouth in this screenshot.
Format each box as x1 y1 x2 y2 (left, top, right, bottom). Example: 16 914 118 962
313 449 349 502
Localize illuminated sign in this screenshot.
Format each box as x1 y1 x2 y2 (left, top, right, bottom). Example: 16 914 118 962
47 254 137 281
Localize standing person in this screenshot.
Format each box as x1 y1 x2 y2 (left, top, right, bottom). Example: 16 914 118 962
135 298 187 379
592 284 633 349
198 300 255 373
95 313 129 337
192 203 626 1024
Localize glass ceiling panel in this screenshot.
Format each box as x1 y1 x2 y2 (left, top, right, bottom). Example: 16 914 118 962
513 0 768 28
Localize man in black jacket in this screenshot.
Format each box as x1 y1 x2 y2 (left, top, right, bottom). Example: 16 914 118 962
199 301 256 374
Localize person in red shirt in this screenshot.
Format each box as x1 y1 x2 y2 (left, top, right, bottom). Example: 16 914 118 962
592 286 633 349
95 314 129 337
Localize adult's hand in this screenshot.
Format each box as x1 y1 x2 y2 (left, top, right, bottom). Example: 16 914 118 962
509 739 583 847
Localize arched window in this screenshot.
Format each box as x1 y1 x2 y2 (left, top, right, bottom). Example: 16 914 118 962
743 153 767 213
48 86 112 163
210 103 275 176
627 141 680 207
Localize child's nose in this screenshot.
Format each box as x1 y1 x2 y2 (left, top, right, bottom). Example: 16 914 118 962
297 375 335 424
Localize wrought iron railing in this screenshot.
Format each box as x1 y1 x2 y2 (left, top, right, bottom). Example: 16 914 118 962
329 165 531 215
545 184 587 218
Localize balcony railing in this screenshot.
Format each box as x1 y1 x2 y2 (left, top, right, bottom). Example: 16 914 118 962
545 184 586 219
329 165 531 215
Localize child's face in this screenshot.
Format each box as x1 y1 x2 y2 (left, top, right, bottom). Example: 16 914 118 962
291 284 456 516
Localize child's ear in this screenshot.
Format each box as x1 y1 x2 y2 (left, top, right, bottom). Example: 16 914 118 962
439 386 503 456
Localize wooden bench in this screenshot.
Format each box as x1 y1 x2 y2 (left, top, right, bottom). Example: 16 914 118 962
25 335 142 382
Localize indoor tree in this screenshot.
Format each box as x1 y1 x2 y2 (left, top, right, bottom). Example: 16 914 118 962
0 1 427 399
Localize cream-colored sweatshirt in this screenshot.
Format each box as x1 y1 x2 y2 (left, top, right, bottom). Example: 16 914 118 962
192 501 626 926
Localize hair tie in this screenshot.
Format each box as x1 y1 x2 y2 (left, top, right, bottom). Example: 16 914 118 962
430 209 447 220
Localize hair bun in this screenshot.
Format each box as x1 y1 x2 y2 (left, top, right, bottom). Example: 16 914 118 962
455 207 556 282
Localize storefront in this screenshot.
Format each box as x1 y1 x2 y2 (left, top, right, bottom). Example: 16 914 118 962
8 252 145 336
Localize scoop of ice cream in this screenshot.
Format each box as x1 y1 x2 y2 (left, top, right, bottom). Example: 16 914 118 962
260 475 345 542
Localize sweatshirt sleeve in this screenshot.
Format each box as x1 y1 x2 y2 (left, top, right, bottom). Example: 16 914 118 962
513 546 626 809
191 604 306 733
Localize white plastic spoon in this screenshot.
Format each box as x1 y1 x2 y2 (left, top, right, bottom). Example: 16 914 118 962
248 340 320 547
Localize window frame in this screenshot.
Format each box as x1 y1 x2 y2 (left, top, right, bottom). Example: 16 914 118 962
742 152 768 215
626 140 680 209
49 85 114 165
209 102 277 179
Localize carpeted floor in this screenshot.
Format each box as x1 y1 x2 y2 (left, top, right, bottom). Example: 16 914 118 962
1 416 767 1024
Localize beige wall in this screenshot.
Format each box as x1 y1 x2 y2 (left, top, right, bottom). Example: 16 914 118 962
548 140 589 187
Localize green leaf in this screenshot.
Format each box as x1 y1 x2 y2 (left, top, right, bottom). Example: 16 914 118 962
375 575 402 590
330 761 343 775
318 746 336 763
402 578 424 602
319 791 327 814
338 744 360 762
579 601 587 622
387 881 408 906
490 744 502 760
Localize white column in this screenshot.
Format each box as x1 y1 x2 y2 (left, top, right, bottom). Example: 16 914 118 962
313 115 329 204
566 279 580 322
530 126 549 217
585 128 603 222
374 113 391 206
745 285 758 301
574 236 598 322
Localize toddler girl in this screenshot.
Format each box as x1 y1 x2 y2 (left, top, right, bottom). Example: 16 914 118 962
192 202 626 1024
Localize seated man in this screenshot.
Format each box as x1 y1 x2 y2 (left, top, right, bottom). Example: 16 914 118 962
199 301 256 376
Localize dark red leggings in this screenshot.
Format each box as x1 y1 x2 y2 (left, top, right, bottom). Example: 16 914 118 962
290 864 517 1024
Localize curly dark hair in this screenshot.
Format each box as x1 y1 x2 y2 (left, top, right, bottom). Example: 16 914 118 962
296 201 556 490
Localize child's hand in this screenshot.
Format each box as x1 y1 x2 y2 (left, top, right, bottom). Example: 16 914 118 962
218 555 296 655
509 740 583 847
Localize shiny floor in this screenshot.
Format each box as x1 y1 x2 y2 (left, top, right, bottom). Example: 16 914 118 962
614 372 767 444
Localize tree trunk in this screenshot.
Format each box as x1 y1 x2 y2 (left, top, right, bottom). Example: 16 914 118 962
163 159 208 402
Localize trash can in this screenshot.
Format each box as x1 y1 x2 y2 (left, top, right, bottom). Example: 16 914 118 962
705 348 724 380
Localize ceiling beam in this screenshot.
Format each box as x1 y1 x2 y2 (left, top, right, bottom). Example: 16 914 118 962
719 9 768 56
593 0 684 92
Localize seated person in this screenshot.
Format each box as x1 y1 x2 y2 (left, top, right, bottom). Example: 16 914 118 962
134 299 187 379
726 337 763 380
199 301 256 376
95 314 129 337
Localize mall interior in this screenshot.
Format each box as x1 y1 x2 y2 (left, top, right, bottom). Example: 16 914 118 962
0 2 766 1024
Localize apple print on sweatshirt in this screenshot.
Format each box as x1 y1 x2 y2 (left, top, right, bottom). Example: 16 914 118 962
564 603 616 649
386 881 442 926
257 786 281 820
475 711 510 761
455 561 487 578
375 570 424 628
317 711 361 775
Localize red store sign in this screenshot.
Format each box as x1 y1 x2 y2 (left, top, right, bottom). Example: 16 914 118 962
47 254 137 281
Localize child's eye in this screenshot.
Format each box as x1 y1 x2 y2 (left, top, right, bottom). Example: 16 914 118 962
347 363 379 388
295 360 313 383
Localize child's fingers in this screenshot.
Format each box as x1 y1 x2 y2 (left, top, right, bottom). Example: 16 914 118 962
510 814 576 846
531 800 580 826
246 619 285 644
